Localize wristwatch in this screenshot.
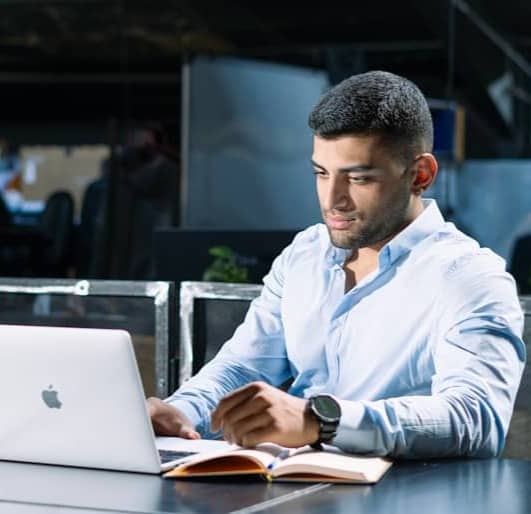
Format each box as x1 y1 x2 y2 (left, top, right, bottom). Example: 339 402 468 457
306 394 341 449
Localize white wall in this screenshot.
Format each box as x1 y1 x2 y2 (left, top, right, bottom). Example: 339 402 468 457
456 160 531 261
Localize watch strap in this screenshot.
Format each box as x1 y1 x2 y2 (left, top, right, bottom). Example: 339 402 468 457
307 395 341 448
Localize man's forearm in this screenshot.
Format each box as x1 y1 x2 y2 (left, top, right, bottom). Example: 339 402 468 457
165 358 274 438
334 392 505 458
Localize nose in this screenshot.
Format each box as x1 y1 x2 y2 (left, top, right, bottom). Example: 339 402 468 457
322 174 351 211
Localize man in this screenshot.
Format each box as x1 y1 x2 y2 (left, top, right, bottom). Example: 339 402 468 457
148 71 525 457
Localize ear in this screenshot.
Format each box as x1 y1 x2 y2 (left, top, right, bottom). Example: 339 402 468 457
411 153 438 196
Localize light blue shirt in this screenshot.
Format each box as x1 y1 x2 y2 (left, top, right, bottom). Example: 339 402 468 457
167 199 525 458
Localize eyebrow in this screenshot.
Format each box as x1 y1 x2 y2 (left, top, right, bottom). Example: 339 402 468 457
310 159 375 174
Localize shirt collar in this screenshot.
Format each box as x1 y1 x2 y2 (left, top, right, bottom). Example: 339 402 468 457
380 198 445 267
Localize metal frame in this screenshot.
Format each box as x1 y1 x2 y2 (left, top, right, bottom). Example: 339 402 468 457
0 278 175 397
179 281 262 385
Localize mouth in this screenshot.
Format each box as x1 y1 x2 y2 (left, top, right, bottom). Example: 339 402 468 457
326 215 356 230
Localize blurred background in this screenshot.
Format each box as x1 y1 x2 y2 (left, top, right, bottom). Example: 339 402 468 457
0 0 530 293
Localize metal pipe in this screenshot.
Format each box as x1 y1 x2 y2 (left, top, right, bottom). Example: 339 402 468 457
454 0 531 81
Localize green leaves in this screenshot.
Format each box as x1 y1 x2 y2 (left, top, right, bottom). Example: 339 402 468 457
202 246 250 283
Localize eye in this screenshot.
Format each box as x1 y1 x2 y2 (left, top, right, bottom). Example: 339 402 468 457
349 175 370 184
313 170 328 178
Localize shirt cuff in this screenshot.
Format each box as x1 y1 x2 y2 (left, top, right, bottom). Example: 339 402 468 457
333 400 380 454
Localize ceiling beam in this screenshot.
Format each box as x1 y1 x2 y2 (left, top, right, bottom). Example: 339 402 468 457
0 72 180 84
454 0 531 81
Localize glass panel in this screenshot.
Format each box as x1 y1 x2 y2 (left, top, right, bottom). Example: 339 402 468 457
192 298 251 373
0 293 157 397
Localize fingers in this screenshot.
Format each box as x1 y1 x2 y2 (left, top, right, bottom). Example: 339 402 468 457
211 382 264 432
155 415 200 439
146 397 200 439
224 411 272 445
238 426 278 448
180 426 201 440
212 384 315 448
211 382 299 447
218 392 269 431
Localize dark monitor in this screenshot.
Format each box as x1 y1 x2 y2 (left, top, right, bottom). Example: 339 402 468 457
153 229 298 285
178 282 262 380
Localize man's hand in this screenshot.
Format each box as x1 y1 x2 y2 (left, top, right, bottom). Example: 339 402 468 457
210 382 319 448
146 397 200 439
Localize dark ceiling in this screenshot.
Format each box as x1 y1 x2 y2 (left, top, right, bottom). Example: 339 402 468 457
2 0 531 157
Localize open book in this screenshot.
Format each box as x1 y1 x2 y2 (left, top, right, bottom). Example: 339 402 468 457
163 443 392 484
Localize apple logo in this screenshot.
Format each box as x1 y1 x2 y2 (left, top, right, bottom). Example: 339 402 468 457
41 385 62 409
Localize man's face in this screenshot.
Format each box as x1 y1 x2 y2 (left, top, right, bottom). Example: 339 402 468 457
312 134 415 250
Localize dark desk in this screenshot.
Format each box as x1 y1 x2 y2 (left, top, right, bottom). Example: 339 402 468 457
0 459 529 514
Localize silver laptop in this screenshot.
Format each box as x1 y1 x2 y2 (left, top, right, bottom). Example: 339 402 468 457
0 324 204 474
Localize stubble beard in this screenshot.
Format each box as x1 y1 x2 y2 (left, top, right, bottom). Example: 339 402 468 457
324 186 412 250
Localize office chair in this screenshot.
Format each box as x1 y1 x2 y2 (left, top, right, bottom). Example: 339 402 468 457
0 194 12 227
509 235 531 294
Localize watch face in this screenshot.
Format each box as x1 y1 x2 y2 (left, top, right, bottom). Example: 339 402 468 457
313 395 341 421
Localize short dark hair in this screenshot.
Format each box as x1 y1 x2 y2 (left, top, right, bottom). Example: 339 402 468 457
308 70 433 164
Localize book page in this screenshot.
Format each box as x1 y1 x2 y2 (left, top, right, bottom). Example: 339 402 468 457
272 448 392 483
156 436 233 453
